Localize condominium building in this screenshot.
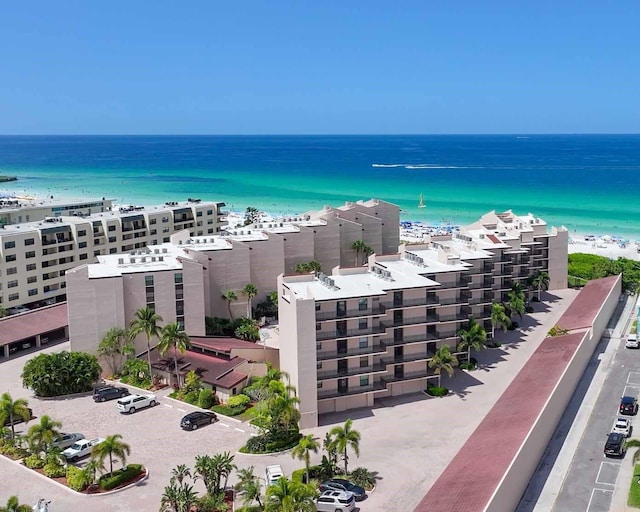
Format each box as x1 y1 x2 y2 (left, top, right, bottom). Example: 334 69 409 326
0 199 227 311
278 213 568 428
0 197 113 226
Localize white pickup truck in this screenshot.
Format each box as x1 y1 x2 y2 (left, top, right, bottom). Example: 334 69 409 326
117 393 157 414
62 437 105 461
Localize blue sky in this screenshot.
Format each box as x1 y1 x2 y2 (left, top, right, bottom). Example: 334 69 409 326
0 1 638 134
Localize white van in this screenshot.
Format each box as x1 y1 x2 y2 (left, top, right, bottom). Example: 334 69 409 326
265 464 284 486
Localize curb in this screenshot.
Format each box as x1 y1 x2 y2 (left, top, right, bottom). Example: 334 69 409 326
162 395 250 426
236 447 295 457
35 390 94 401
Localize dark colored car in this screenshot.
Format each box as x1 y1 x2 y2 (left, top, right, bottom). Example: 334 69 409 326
180 411 218 430
620 396 638 415
319 478 366 501
604 432 626 457
93 386 130 402
3 407 33 426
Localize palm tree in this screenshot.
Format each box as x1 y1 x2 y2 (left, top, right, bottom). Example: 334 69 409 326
97 327 130 376
352 240 367 266
161 481 199 512
91 434 131 475
221 290 238 320
0 496 31 512
26 415 62 452
194 451 236 496
507 288 526 320
533 270 550 301
457 317 487 362
242 283 258 319
428 345 458 387
129 306 163 381
170 464 192 486
0 393 31 440
291 434 320 484
265 477 316 512
158 322 191 388
328 418 361 475
490 302 511 338
235 466 263 509
84 458 104 485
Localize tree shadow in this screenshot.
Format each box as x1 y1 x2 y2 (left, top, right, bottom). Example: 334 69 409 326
441 369 485 400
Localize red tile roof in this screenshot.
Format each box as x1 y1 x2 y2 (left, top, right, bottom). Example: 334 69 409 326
190 336 262 353
0 303 68 346
414 331 586 512
486 234 502 244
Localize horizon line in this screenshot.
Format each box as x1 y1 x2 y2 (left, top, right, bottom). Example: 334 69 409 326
0 133 639 137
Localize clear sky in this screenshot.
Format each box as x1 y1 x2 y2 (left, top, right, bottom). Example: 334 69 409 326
0 1 638 134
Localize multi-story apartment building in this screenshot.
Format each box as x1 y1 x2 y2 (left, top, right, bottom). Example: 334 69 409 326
0 197 113 226
278 214 568 428
0 199 227 311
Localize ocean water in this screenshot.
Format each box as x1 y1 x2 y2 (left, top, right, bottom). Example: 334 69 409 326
1 135 639 237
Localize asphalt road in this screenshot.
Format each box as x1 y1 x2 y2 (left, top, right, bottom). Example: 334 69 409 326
551 322 639 511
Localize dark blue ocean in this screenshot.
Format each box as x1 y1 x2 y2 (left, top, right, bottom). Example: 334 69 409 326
1 135 639 237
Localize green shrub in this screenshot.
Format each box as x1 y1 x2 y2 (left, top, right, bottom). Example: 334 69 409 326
241 431 301 454
0 445 28 459
24 454 45 469
349 467 377 489
212 404 245 417
292 465 322 484
227 394 250 409
99 464 144 491
21 351 101 397
627 439 640 448
66 465 89 492
43 462 66 478
198 388 215 409
183 391 199 405
548 325 569 337
426 385 448 397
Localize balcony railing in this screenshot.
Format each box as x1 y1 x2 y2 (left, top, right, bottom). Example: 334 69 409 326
316 325 386 341
317 382 387 400
316 304 386 321
436 296 467 306
437 313 468 322
382 331 458 347
317 363 387 381
380 314 438 329
317 343 386 361
381 296 440 309
438 280 469 289
381 350 435 366
381 369 438 385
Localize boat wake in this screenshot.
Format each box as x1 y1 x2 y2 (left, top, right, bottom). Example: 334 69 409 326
372 163 468 169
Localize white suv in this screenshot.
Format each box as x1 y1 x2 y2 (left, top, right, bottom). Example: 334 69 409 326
62 437 105 461
626 334 639 349
315 490 356 512
117 393 157 414
613 417 633 437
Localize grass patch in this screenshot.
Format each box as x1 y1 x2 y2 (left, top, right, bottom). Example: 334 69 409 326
629 464 640 507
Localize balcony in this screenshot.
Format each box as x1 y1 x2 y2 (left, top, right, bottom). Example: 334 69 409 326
382 331 458 347
317 363 387 381
381 350 435 366
381 369 438 385
468 293 494 305
42 239 57 246
316 325 386 341
316 304 386 321
381 313 438 329
317 343 386 361
438 280 469 289
436 296 468 306
468 279 493 290
483 262 494 272
317 382 387 400
381 296 440 309
437 313 467 323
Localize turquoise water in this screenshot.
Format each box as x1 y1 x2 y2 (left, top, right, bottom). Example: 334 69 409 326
1 135 639 237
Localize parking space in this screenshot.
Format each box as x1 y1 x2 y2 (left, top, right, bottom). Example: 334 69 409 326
594 462 619 487
586 488 613 512
626 372 640 386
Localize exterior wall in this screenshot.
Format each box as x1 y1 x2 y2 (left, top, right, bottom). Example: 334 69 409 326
280 229 315 275
182 259 206 336
485 275 621 512
232 347 280 367
0 199 112 225
278 276 318 428
245 237 285 304
334 209 383 257
66 266 125 354
205 244 251 319
547 227 569 290
310 221 341 273
337 217 366 267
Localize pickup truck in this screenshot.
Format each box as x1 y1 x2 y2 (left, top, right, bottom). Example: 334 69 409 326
117 393 157 414
62 437 105 461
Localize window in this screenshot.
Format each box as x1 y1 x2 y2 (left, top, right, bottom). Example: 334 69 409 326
207 229 214 234
174 273 183 284
315 303 321 311
316 342 322 351
109 248 117 254
359 318 368 330
26 263 36 271
162 216 169 223
6 254 16 262
94 250 101 257
4 241 15 249
207 209 213 215
108 236 117 243
8 280 18 288
78 229 86 236
79 241 87 248
24 238 34 246
150 229 157 235
358 298 368 311
27 276 37 284
316 322 321 331
317 382 323 389
162 227 170 233
197 211 203 217
145 275 154 286
359 337 368 349
317 361 322 369
150 218 157 225
360 376 369 387
26 251 35 258
360 357 368 368
6 267 17 275
108 225 116 232
79 253 88 260
94 238 101 245
176 300 184 316
8 293 19 301
28 289 38 296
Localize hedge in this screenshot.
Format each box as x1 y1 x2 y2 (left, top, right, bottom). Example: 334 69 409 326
66 465 89 492
241 431 301 454
43 462 66 478
24 454 45 469
426 385 448 397
212 404 246 417
99 464 144 490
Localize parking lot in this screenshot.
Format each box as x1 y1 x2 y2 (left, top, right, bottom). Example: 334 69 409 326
0 289 578 512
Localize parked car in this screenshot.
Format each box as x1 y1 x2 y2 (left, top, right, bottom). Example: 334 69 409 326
116 394 157 414
627 334 639 349
620 396 638 415
3 407 33 426
62 437 105 462
52 432 85 450
315 490 356 512
265 464 284 486
604 432 626 457
613 417 633 437
319 478 366 501
180 411 218 430
93 386 130 402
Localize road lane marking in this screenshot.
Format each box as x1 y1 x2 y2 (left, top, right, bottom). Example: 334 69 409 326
627 372 640 385
163 404 173 408
586 488 613 512
595 461 620 486
177 408 186 412
235 428 245 433
220 423 230 428
250 433 258 436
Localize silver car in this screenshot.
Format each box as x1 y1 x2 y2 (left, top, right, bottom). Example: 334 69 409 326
52 432 85 450
315 490 356 512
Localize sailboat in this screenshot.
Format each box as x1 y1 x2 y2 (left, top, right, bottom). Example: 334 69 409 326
418 194 426 208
